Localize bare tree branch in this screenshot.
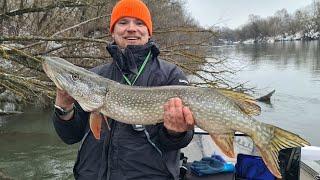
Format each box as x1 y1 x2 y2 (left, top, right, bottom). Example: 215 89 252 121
1 45 44 72
0 0 252 106
51 14 110 37
0 1 87 20
0 36 108 44
0 70 55 101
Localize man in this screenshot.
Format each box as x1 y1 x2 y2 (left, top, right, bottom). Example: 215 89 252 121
52 0 195 179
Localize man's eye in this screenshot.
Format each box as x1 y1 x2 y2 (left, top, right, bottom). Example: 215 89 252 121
136 21 144 26
118 21 127 25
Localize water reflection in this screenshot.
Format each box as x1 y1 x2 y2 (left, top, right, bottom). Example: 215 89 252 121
233 41 320 76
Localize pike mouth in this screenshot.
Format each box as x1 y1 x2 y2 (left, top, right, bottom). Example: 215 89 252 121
42 61 49 74
42 62 63 90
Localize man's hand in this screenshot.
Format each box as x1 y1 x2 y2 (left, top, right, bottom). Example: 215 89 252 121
55 89 75 120
55 89 75 107
163 97 195 134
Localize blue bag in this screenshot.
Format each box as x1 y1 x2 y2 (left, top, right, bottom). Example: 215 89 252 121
190 154 234 176
235 154 276 180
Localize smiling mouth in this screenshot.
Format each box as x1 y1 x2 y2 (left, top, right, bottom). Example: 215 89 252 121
125 37 140 40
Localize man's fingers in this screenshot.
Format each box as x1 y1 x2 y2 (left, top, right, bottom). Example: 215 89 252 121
57 89 68 95
55 89 75 107
163 102 169 112
168 98 175 109
174 97 182 108
172 97 183 115
183 106 194 126
56 89 71 98
163 109 171 121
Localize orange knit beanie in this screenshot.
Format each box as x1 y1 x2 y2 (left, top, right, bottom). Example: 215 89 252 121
110 0 152 35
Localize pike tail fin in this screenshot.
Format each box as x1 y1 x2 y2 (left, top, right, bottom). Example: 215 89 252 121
89 112 102 139
253 124 310 178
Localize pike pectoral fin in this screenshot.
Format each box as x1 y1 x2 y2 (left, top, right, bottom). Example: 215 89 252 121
210 133 235 158
89 112 102 140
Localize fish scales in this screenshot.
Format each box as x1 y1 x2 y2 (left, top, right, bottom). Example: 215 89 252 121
42 56 310 178
103 83 245 134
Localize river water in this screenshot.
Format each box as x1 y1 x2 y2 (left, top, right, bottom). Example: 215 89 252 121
0 41 319 179
211 41 320 147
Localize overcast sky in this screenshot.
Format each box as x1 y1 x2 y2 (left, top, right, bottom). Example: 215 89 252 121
185 0 313 29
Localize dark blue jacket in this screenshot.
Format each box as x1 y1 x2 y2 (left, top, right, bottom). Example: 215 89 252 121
52 42 194 180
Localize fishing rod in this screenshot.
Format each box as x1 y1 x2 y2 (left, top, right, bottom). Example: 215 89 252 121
194 128 248 136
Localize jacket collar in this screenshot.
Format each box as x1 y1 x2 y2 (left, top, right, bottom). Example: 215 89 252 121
106 40 160 75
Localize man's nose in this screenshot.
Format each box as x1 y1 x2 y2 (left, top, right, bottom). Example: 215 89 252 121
126 22 137 32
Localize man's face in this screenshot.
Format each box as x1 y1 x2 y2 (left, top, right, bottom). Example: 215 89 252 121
112 17 150 48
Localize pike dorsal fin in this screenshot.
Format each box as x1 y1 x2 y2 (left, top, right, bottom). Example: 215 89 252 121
217 89 261 116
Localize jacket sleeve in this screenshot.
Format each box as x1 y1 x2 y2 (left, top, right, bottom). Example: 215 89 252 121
158 64 194 151
52 103 89 144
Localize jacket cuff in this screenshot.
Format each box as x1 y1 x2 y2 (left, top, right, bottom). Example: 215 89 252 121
163 127 186 139
53 108 75 124
159 126 194 151
52 106 87 144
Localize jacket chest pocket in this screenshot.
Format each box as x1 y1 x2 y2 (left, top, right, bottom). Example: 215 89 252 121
146 72 166 86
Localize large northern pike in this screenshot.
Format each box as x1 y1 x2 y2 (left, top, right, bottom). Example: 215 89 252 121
42 56 310 178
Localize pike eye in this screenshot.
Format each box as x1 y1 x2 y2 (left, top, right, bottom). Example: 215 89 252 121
71 74 79 81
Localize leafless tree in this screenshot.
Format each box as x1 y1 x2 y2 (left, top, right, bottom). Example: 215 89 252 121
0 0 242 106
222 2 320 41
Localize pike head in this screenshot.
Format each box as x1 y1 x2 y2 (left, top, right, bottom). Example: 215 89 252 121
42 57 108 112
